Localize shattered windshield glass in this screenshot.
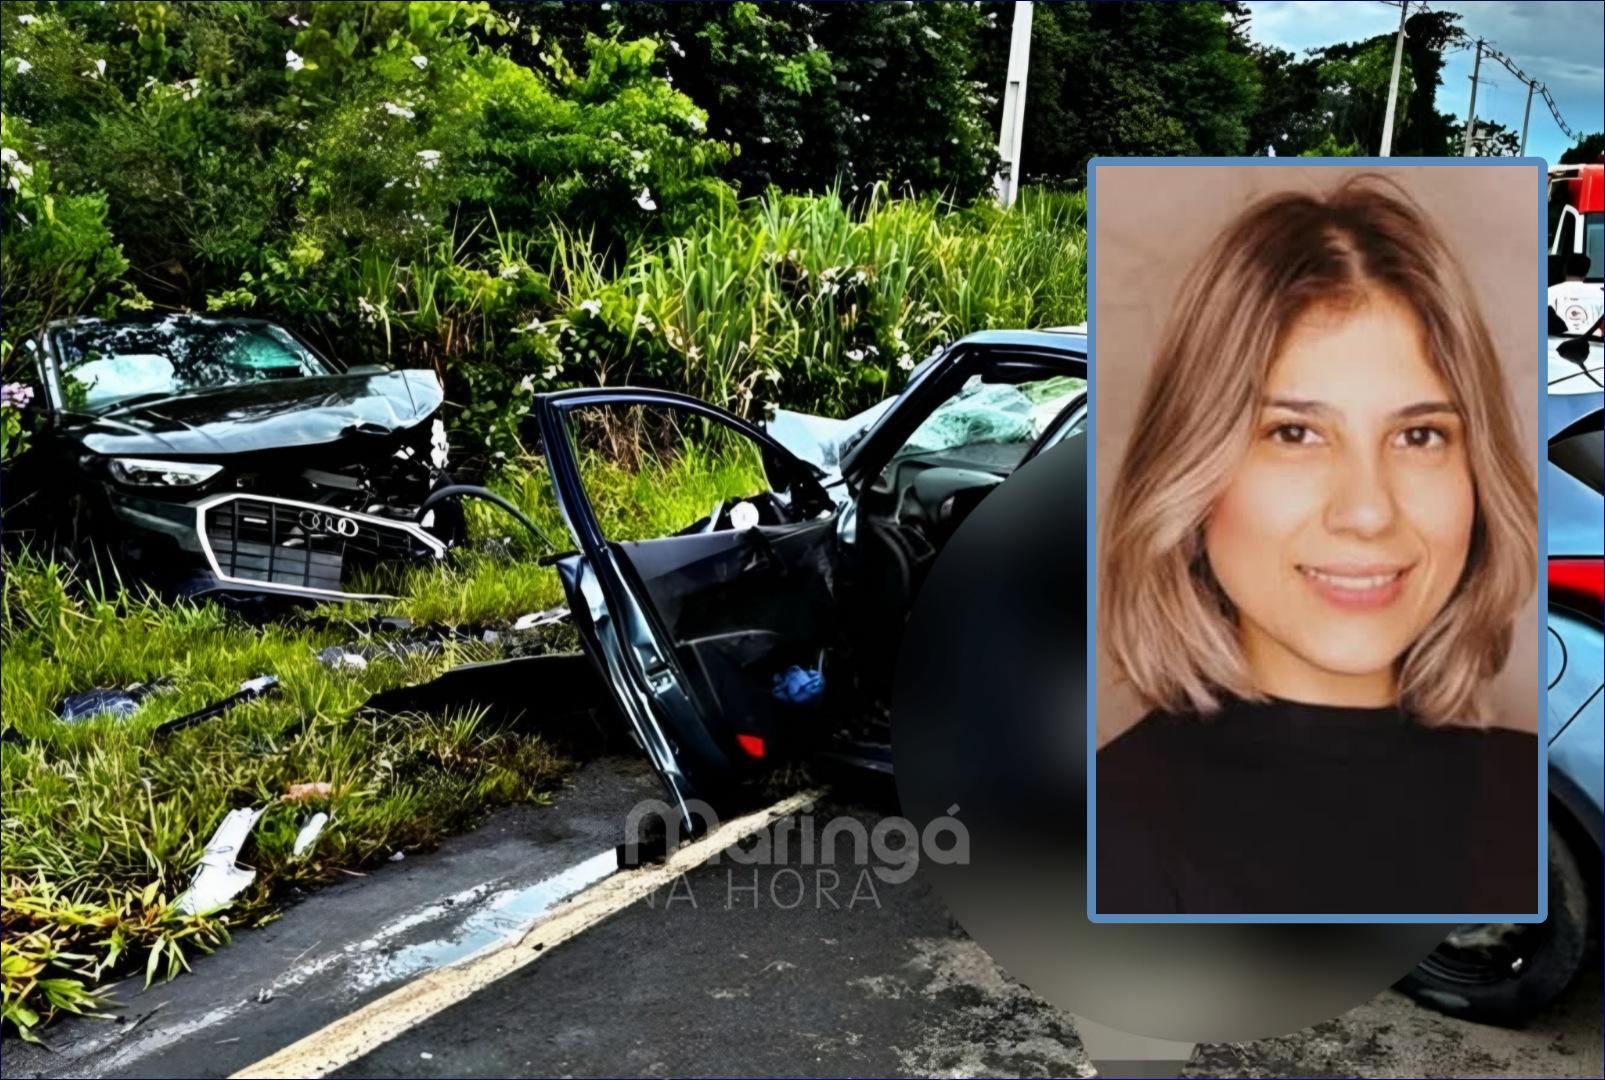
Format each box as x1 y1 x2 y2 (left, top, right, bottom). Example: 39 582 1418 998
52 318 334 412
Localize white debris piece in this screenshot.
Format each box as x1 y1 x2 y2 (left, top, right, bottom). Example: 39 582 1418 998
292 812 329 858
512 607 569 632
177 807 267 915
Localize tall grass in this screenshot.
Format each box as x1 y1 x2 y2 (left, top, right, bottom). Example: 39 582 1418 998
351 186 1087 458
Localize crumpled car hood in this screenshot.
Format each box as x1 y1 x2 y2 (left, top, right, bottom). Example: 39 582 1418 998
765 397 896 477
72 369 444 458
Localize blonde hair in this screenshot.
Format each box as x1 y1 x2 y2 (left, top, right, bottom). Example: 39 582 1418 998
1100 175 1536 725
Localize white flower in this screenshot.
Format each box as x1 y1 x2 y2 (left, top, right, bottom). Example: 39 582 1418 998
415 149 441 169
634 312 655 331
897 353 914 371
579 298 602 317
13 58 32 75
687 113 705 133
285 50 304 72
600 2 612 9
922 26 942 41
410 54 428 70
635 187 657 211
858 114 870 123
668 39 684 58
18 14 37 25
1 147 18 165
763 368 781 384
543 364 560 380
498 263 520 280
757 135 772 144
518 374 536 393
846 348 865 362
83 58 106 79
288 15 306 28
382 102 415 119
818 281 840 298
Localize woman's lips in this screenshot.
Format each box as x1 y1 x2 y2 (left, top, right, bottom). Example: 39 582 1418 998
1297 563 1412 611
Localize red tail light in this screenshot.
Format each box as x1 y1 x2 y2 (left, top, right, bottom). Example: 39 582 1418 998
736 733 767 760
1550 557 1604 614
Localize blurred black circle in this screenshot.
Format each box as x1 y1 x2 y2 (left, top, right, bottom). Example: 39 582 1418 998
891 434 1450 1042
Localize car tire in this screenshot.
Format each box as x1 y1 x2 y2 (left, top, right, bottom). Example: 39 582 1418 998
1396 821 1591 1026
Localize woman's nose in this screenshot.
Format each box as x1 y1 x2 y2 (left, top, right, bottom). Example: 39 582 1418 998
1322 451 1397 538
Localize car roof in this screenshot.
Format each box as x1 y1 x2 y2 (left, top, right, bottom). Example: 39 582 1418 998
44 313 282 333
952 327 1087 356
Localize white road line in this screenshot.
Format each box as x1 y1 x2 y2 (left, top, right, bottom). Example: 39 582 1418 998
232 789 822 1079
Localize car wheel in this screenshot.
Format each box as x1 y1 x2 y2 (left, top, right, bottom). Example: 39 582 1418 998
1396 821 1591 1025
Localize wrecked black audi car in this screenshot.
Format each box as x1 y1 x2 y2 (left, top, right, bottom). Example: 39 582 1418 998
4 314 459 600
525 329 1087 826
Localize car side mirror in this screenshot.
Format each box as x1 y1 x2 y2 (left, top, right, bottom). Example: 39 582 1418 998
1556 336 1593 365
345 363 390 376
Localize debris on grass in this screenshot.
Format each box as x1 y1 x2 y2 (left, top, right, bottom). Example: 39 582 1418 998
291 813 329 858
176 807 268 916
154 675 280 738
512 606 569 632
56 678 175 723
281 781 335 803
316 646 370 672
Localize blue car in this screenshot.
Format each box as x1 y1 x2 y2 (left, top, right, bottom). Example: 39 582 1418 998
1399 331 1603 1024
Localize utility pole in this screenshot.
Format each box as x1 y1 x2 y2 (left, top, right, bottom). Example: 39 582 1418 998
1519 78 1536 156
1462 38 1483 156
994 1 1034 209
1379 0 1409 157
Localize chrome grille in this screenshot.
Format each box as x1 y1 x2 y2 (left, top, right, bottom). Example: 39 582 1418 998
198 495 443 598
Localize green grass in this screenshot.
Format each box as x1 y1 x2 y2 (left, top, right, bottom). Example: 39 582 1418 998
0 439 773 1039
0 184 1089 1038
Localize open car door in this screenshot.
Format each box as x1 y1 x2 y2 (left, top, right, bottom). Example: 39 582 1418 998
536 388 840 828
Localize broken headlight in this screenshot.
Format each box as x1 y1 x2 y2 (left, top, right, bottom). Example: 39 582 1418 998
108 457 224 487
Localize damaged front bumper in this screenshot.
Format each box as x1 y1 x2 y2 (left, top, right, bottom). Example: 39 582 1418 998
109 490 446 601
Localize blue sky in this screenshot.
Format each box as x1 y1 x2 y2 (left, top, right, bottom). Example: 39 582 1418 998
1242 1 1604 163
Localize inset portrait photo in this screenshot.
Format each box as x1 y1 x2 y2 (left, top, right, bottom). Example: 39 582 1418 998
1089 161 1544 922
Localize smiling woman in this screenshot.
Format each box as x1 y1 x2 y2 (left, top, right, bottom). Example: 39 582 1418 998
1092 167 1540 919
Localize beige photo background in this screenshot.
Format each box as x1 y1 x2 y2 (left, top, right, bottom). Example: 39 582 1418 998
1093 164 1541 748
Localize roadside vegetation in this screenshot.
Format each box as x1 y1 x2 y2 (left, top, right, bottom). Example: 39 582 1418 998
0 1 1093 1040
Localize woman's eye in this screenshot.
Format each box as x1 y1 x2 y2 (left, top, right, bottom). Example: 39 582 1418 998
1268 423 1319 445
1396 425 1448 450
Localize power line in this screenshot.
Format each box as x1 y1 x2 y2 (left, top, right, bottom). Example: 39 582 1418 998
1470 37 1580 143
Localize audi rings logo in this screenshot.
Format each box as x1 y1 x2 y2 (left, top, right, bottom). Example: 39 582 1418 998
298 509 360 537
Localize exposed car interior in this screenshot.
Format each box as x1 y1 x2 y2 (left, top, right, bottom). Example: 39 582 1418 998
843 358 1086 689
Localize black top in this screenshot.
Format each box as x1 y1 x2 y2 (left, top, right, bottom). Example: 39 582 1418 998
1094 696 1540 916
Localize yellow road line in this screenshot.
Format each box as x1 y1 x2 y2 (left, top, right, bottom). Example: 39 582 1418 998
233 789 822 1079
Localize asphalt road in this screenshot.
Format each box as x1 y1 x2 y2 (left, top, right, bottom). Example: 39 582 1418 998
4 757 1599 1079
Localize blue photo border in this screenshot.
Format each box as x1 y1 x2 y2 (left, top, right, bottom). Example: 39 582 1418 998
1085 156 1551 925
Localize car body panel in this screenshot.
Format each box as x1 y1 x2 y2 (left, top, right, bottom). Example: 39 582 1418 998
65 369 443 459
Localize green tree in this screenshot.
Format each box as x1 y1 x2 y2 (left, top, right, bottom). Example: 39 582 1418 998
511 1 998 201
981 1 1261 182
1560 131 1603 165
